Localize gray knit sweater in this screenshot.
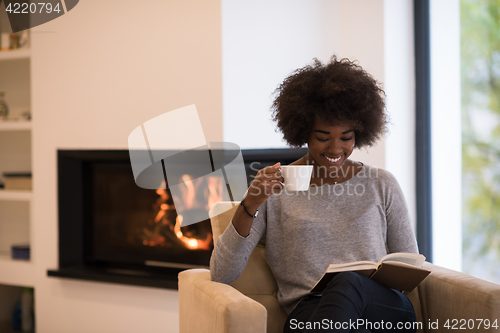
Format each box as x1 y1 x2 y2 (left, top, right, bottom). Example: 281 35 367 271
210 165 418 315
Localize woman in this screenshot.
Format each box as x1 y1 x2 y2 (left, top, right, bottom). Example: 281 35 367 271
210 56 418 332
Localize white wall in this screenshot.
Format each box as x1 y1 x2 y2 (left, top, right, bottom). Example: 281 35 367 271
384 0 417 230
336 0 386 170
222 0 416 226
222 0 341 149
222 0 414 171
31 0 222 332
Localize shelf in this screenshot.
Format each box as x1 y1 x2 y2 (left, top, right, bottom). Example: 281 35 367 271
0 190 32 202
0 121 32 131
0 49 30 61
0 255 34 287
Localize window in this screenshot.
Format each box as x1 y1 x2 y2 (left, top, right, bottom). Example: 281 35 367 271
420 0 500 282
461 0 500 283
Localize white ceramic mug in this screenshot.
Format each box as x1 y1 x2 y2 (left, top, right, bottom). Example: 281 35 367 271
280 165 313 191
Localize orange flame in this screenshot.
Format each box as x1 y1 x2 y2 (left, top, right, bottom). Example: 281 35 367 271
206 176 223 210
142 175 220 250
174 215 212 250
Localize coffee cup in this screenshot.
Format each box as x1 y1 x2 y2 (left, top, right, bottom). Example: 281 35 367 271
280 165 313 191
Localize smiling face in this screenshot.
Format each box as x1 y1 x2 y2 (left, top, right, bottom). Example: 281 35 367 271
307 119 356 173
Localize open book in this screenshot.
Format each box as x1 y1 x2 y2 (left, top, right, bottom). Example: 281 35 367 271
311 253 431 293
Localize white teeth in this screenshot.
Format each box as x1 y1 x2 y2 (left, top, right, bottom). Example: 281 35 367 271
324 155 342 163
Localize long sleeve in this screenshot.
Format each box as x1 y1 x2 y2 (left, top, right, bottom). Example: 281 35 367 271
209 202 267 284
383 171 419 254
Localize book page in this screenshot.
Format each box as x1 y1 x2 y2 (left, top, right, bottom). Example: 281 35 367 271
379 253 425 267
326 261 377 273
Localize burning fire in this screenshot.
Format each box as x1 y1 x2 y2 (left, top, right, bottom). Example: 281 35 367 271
174 215 212 250
142 174 223 250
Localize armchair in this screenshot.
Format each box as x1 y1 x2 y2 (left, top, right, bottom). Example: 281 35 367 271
179 202 500 333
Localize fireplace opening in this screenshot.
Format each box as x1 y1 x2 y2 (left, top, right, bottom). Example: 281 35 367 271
87 162 214 269
48 148 307 289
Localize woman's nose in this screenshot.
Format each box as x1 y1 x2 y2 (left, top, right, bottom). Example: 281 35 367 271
328 141 343 155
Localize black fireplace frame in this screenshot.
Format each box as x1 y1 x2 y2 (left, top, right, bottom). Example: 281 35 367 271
47 148 307 289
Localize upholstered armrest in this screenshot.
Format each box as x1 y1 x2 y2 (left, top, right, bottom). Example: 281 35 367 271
419 262 500 330
178 269 267 333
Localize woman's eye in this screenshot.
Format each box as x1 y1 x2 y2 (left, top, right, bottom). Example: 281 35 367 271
341 137 354 141
316 137 328 142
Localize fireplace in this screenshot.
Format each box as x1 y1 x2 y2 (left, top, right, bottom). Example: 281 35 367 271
47 148 307 289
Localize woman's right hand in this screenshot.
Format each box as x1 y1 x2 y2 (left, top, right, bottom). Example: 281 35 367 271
244 162 284 208
231 162 283 237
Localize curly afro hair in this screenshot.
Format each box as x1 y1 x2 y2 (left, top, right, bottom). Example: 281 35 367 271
271 56 387 148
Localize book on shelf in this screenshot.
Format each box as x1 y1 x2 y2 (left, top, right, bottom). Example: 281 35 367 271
311 252 431 293
11 244 30 260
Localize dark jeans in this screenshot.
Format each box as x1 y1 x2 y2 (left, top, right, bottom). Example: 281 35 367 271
283 272 416 333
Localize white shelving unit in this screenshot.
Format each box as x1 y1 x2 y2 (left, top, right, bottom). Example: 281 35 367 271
0 46 34 289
